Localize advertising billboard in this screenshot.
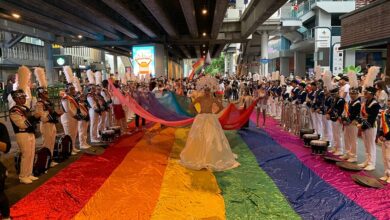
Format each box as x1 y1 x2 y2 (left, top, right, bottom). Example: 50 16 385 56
132 46 155 77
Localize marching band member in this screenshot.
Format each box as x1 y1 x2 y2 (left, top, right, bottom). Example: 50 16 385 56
357 67 381 170
357 85 380 171
340 71 360 161
313 81 325 137
34 68 63 167
326 87 345 156
102 80 113 129
378 98 390 183
87 85 100 143
61 66 80 155
306 82 317 132
73 76 91 149
76 92 91 149
96 86 107 136
9 89 40 184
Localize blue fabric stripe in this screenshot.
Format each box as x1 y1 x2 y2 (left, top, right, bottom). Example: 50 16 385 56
238 126 375 220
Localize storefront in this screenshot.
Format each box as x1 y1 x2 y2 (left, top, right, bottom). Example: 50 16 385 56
340 0 390 79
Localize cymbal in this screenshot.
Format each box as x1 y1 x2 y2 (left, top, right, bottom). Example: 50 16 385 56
323 156 343 163
351 174 384 189
336 161 363 171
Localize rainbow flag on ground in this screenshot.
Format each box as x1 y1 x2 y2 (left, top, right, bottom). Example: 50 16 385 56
10 117 390 219
188 58 204 80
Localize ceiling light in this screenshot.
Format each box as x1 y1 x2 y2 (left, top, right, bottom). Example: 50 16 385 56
111 46 115 49
11 13 20 19
202 9 207 15
77 35 83 39
202 32 206 37
203 51 206 54
202 44 206 47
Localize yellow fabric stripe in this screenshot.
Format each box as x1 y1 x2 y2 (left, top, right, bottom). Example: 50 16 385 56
151 128 226 220
74 127 176 219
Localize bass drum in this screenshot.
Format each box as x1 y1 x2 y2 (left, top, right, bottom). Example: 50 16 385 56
53 134 72 163
15 147 52 176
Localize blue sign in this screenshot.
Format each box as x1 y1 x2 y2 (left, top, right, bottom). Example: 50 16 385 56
260 59 270 64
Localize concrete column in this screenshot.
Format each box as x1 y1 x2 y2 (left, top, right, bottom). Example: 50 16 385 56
261 31 269 77
315 9 331 68
113 54 118 74
344 49 355 67
43 42 55 84
280 57 289 76
294 51 306 77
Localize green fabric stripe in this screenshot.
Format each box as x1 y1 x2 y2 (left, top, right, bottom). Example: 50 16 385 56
215 131 300 220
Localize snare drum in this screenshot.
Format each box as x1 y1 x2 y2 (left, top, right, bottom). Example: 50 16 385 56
101 130 115 142
302 134 320 146
310 140 329 155
53 134 72 162
299 128 315 139
109 126 121 137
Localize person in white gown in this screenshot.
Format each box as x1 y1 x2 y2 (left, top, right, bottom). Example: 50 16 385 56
180 76 240 172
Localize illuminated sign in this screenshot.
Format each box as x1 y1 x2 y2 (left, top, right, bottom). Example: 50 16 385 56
132 46 155 76
53 55 71 67
56 57 65 66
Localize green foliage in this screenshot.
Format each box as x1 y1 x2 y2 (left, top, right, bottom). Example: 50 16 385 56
343 65 362 74
205 54 225 76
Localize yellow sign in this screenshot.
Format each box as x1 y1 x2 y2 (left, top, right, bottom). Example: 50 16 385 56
52 44 63 48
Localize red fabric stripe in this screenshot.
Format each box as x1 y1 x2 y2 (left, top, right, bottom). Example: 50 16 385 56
10 133 144 219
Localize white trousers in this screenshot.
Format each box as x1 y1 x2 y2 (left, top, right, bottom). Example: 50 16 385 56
344 125 358 158
98 111 107 132
362 128 377 166
311 112 323 137
276 101 282 118
40 122 56 155
61 115 78 150
16 133 35 178
89 109 99 141
331 121 343 152
78 120 89 148
381 141 390 177
321 115 333 142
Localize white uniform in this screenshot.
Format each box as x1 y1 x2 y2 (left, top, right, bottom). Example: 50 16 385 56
87 94 99 142
78 103 90 148
35 100 57 155
10 105 36 179
60 95 78 151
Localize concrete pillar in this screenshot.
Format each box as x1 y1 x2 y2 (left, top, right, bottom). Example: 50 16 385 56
294 51 306 77
315 9 332 68
344 49 355 67
261 31 269 77
113 54 118 74
280 57 289 76
43 42 55 84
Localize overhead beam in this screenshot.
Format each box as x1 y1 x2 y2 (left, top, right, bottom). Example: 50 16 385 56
65 0 138 39
17 0 121 40
102 0 157 38
211 0 229 39
179 46 191 59
0 1 102 40
59 37 248 47
3 33 25 48
179 0 198 38
140 0 179 38
241 0 287 38
0 17 55 41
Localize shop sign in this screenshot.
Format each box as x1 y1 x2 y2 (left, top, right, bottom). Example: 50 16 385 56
315 28 331 48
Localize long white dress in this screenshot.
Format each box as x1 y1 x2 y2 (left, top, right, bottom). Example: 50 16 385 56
180 113 240 172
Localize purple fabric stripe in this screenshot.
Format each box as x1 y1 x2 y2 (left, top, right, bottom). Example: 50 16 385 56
250 114 390 220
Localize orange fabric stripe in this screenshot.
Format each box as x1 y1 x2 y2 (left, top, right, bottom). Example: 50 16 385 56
73 127 176 219
381 112 390 134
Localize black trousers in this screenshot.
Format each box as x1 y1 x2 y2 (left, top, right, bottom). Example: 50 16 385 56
135 114 145 127
0 191 9 218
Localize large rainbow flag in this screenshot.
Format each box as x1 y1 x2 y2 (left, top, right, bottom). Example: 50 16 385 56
10 117 390 219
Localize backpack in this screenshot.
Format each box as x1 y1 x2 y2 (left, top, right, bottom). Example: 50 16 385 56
53 134 72 163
